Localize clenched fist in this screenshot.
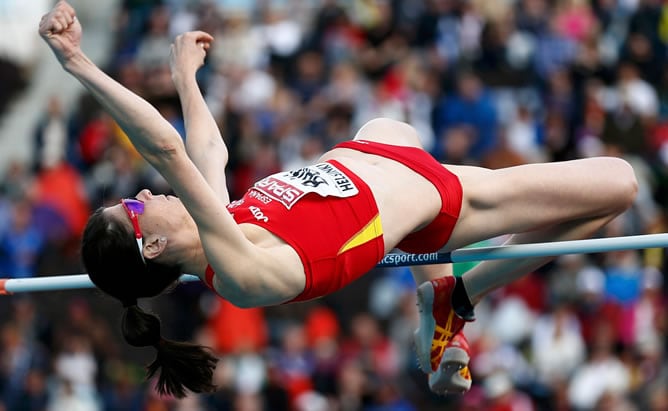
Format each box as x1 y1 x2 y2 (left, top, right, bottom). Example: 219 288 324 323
170 31 214 85
38 0 82 65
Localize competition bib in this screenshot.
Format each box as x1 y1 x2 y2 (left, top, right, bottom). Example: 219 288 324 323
252 162 359 209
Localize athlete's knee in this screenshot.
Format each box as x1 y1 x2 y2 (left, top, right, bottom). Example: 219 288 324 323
358 117 422 147
602 157 638 212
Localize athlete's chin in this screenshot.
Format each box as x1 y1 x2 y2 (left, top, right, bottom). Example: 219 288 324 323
166 195 185 209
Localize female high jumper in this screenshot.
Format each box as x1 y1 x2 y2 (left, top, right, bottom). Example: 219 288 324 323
39 0 637 398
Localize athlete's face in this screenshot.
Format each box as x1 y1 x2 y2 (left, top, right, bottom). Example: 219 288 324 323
106 189 192 246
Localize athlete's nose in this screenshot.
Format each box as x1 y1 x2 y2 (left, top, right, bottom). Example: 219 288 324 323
136 189 153 201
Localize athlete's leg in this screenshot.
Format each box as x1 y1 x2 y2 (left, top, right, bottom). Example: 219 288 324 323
412 157 636 389
444 158 636 248
410 261 452 285
444 157 638 304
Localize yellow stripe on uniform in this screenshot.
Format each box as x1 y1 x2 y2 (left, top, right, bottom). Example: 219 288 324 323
338 214 383 255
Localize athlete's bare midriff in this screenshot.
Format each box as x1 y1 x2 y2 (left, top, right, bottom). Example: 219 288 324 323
237 146 444 255
320 147 443 251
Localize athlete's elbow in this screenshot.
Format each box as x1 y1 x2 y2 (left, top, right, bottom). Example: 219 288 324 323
213 270 263 308
225 294 257 308
143 139 186 166
189 142 228 169
212 279 257 308
224 286 272 308
222 274 294 308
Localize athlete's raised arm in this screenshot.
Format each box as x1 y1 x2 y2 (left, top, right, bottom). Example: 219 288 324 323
39 1 186 174
170 31 230 204
39 1 265 283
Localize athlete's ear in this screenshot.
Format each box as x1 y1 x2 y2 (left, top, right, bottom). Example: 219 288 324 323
143 235 168 260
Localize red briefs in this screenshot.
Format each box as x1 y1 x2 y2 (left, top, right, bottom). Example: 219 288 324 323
204 140 462 302
335 140 462 253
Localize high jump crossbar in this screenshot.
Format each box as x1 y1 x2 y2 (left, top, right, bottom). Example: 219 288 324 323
1 233 667 294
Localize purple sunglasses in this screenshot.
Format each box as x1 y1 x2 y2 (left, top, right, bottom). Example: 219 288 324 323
121 198 146 264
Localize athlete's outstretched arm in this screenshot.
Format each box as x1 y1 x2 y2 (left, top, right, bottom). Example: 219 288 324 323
39 1 286 296
170 31 230 203
39 1 185 171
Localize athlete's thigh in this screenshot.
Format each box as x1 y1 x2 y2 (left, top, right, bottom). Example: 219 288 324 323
443 157 636 249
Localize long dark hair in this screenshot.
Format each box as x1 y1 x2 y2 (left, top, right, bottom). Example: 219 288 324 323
81 207 218 398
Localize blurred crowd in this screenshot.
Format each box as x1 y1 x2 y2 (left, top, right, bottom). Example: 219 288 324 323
1 0 668 410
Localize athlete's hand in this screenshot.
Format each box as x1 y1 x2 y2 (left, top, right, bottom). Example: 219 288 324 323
38 0 82 65
170 31 213 84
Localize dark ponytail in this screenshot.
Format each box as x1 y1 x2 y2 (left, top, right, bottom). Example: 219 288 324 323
121 303 218 398
82 208 218 398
